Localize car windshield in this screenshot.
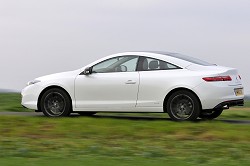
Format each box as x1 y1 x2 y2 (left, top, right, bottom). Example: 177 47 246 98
150 51 215 66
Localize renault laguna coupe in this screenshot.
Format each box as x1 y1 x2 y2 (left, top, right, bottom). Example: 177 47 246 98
21 51 244 121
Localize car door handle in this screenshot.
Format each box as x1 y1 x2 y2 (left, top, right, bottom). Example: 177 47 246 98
125 80 136 84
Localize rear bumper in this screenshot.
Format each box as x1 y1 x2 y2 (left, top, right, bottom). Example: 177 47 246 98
214 99 244 110
193 79 244 110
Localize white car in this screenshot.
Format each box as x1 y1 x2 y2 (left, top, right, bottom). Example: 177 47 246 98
21 51 244 121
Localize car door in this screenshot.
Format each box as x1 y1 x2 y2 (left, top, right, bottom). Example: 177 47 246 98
74 56 139 110
136 56 182 107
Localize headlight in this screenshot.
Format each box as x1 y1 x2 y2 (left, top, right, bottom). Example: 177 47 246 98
27 80 41 86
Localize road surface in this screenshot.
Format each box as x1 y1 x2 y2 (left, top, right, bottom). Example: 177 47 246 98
1 111 250 124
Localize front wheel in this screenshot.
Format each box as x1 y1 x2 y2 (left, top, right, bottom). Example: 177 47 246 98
40 88 72 117
166 90 201 121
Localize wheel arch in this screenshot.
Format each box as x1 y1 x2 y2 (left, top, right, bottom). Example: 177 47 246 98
163 87 202 113
37 85 73 111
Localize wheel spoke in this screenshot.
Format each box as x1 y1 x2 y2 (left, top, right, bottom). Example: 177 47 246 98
170 94 194 120
44 92 65 116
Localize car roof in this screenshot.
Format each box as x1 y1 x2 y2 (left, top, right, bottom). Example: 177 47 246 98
82 51 213 70
126 51 214 66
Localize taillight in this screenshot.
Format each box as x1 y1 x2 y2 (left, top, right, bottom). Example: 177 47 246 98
202 76 232 82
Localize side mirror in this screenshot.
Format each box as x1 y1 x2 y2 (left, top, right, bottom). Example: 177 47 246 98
82 67 92 75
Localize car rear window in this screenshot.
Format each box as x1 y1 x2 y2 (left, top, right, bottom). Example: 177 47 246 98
150 51 215 66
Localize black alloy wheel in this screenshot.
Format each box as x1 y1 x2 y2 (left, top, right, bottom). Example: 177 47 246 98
40 88 72 117
167 90 201 121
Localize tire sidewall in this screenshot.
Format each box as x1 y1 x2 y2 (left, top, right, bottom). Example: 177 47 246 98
166 90 201 121
40 88 71 117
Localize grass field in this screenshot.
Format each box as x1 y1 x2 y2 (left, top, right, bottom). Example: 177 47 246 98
0 93 250 165
0 93 30 112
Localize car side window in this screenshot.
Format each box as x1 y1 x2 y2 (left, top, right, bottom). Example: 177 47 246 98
92 56 139 73
137 57 181 71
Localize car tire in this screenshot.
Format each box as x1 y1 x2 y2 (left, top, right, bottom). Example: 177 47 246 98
78 112 96 116
199 109 223 120
166 90 201 121
40 88 72 117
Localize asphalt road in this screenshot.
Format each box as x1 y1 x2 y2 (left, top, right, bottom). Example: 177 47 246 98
1 111 250 124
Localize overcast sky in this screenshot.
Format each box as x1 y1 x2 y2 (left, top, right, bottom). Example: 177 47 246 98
0 0 250 93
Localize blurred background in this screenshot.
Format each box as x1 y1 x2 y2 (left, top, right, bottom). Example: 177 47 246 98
0 0 249 94
0 1 250 165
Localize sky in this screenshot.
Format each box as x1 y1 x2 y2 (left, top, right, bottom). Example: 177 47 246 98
0 0 250 93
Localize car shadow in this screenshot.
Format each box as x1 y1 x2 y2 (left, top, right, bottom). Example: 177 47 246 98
215 119 250 124
4 112 250 124
91 114 172 121
76 114 250 124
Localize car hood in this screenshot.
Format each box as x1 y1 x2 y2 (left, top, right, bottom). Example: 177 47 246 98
35 70 81 81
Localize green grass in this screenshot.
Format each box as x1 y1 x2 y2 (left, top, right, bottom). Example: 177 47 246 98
1 116 250 165
0 93 250 165
243 100 250 107
0 93 30 112
0 157 193 166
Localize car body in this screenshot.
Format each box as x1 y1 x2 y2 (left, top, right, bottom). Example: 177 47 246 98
21 51 244 120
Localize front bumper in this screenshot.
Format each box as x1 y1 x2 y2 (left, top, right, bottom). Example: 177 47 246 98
21 84 43 110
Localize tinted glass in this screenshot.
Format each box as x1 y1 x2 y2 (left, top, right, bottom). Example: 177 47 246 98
92 56 139 73
149 51 214 66
138 57 181 71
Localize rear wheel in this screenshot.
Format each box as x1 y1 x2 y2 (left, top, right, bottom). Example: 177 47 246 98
40 88 72 117
199 109 223 120
166 90 201 121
